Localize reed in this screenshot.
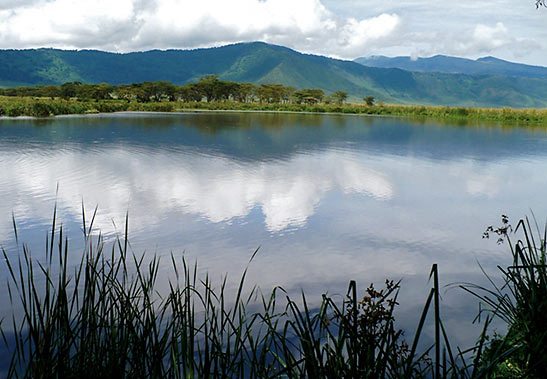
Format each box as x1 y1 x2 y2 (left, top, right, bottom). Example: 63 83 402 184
176 101 547 124
1 209 545 377
2 96 547 125
460 215 547 378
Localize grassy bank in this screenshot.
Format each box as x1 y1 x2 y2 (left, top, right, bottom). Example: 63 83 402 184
1 96 547 125
180 101 547 124
0 96 175 117
1 211 546 378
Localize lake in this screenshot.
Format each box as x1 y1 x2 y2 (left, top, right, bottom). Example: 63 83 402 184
1 111 547 350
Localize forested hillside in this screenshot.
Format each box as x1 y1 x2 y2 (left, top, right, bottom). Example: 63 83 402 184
2 42 547 108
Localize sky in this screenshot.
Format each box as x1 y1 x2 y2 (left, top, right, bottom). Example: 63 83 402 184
0 0 545 65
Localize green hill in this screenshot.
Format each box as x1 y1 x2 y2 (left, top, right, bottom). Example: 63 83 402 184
1 42 547 108
355 55 547 79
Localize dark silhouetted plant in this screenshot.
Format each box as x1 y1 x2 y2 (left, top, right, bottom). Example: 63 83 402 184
462 215 547 378
2 207 543 378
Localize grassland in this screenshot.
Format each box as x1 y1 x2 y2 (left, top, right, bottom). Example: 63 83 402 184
1 96 547 125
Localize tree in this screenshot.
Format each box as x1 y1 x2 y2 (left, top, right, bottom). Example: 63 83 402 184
127 83 150 103
364 96 375 106
60 82 81 99
236 83 256 103
196 75 221 102
215 81 240 102
256 84 287 103
42 85 61 99
153 81 176 101
178 83 203 102
115 85 135 102
331 91 348 105
293 89 324 104
282 86 295 104
76 83 114 101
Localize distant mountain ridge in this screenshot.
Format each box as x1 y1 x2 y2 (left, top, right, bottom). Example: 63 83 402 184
1 42 547 108
354 55 547 78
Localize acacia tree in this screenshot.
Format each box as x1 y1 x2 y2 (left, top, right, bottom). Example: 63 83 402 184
115 85 135 102
364 96 375 106
293 89 324 104
196 75 221 102
178 83 203 102
331 91 348 105
281 86 295 104
60 82 81 99
256 84 286 103
76 83 114 101
236 83 256 103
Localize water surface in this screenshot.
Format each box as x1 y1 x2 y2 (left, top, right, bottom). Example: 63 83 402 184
1 112 547 349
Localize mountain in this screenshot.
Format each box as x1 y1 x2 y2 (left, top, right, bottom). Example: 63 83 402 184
1 42 547 108
354 55 547 79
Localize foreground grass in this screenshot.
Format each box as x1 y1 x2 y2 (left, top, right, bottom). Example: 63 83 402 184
1 211 546 378
1 96 547 125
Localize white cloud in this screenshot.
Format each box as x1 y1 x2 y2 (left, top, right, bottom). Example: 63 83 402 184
336 13 400 56
0 0 139 48
473 23 509 48
0 0 545 65
0 0 39 10
404 22 540 61
0 0 400 58
452 22 524 56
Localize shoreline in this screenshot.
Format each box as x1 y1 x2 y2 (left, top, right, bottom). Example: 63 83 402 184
1 97 547 125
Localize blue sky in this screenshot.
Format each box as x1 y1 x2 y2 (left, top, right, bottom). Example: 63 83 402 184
0 0 545 65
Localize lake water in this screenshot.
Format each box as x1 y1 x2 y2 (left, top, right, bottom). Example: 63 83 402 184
1 111 547 350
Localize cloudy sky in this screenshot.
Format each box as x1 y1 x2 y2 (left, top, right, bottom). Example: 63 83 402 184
0 0 545 64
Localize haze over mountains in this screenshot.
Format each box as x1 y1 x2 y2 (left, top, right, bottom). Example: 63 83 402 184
1 42 547 108
354 55 547 79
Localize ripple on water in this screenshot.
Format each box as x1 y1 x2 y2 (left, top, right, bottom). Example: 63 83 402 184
1 114 547 351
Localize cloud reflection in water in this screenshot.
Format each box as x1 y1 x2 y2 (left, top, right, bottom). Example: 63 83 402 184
0 146 393 240
2 113 547 349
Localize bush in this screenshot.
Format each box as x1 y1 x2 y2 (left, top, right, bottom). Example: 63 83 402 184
30 102 53 117
6 104 26 117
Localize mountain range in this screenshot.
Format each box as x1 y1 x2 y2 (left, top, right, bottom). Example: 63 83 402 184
1 42 546 108
354 55 547 79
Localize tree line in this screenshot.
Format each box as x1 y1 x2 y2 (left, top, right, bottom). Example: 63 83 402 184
0 75 374 105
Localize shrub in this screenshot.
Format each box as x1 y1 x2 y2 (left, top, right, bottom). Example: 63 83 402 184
6 104 26 117
30 102 53 117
